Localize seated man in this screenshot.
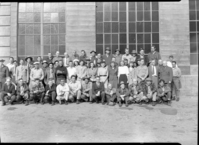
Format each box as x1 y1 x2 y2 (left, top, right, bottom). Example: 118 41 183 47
44 78 57 105
68 75 81 104
116 81 129 107
29 78 45 104
1 77 16 106
145 78 157 106
81 76 92 102
105 83 117 106
56 78 70 105
157 79 172 106
91 76 105 104
129 79 139 104
16 78 29 106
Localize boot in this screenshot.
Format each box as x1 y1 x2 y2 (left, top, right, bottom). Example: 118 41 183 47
152 101 156 106
2 102 5 106
119 101 122 107
176 97 180 102
76 99 80 104
65 100 68 105
51 101 55 106
25 100 29 106
10 101 14 105
167 100 171 106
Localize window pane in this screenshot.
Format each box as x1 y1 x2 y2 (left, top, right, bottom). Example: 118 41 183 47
152 44 159 52
190 33 197 43
189 11 196 20
129 22 135 32
44 45 50 55
112 2 118 12
26 24 34 34
190 43 197 53
129 33 136 43
51 35 58 45
145 34 151 43
26 13 34 22
44 3 51 12
112 45 119 54
190 21 196 32
51 24 58 34
43 35 50 45
58 3 65 12
152 2 158 10
34 35 41 55
104 22 111 33
120 45 126 54
119 12 126 22
25 36 34 55
51 3 59 12
96 23 103 33
112 22 118 33
137 22 143 32
19 24 26 35
137 2 143 11
152 11 159 21
96 12 103 22
59 23 65 34
18 36 25 55
119 2 126 12
34 3 41 12
129 44 136 53
51 13 59 23
105 34 111 44
120 23 126 32
137 44 144 52
96 45 103 54
137 11 143 21
96 2 103 12
43 24 51 34
197 11 199 20
34 13 41 22
112 12 118 21
145 44 151 54
144 2 151 11
189 0 196 10
26 3 33 12
19 13 26 22
152 33 159 43
129 11 135 21
129 2 135 11
96 34 103 44
137 34 143 43
144 22 151 32
152 22 159 32
144 11 150 21
112 34 118 44
104 12 111 21
120 34 126 44
59 13 65 22
19 3 26 12
51 45 58 54
104 2 111 12
34 24 40 34
59 35 65 45
190 54 198 65
197 0 199 11
44 13 51 23
59 45 65 54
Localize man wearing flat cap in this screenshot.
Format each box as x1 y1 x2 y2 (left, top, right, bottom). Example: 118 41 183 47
102 47 113 66
0 59 9 96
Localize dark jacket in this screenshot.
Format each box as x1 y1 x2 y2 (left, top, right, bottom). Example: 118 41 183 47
16 83 29 95
116 88 129 96
45 83 57 93
102 54 113 66
55 66 68 80
92 82 104 94
46 56 54 63
148 51 161 66
2 83 16 95
158 66 173 83
145 83 156 94
148 65 158 79
0 65 9 83
137 54 149 66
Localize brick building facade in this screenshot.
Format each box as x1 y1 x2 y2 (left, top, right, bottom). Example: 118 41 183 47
0 1 198 96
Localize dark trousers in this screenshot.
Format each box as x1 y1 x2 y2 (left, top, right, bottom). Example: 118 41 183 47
44 91 56 103
158 92 171 101
30 92 45 103
106 94 117 103
17 93 29 103
1 92 16 104
91 91 105 103
117 95 129 105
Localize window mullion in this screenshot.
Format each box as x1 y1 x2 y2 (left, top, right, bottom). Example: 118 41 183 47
41 2 44 58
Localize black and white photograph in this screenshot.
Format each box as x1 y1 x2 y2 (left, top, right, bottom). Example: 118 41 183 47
0 1 198 144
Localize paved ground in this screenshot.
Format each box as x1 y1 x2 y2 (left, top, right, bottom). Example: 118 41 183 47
0 96 197 144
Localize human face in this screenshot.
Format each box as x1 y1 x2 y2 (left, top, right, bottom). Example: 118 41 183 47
120 61 124 66
49 64 53 68
81 50 85 56
140 60 144 65
60 80 65 86
125 49 129 54
9 57 13 63
69 62 73 67
121 84 125 89
71 77 76 83
97 53 101 58
159 81 164 87
116 50 119 55
108 84 112 89
90 62 94 68
91 52 95 57
169 57 173 61
59 61 63 66
56 51 59 57
151 46 155 52
74 61 79 66
140 50 144 55
37 57 41 62
43 63 48 67
133 80 137 85
7 79 11 85
55 62 59 67
172 62 176 68
158 60 163 65
48 80 53 86
112 57 116 62
48 53 52 58
27 58 31 63
20 60 24 65
35 64 39 69
111 62 115 67
129 62 133 67
163 61 167 66
85 79 89 84
101 63 105 67
19 80 23 86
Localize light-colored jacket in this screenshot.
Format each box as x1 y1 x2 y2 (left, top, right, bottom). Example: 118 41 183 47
56 83 70 96
16 65 29 82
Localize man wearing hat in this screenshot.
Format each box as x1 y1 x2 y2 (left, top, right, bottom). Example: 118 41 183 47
145 77 157 106
113 49 122 65
16 59 29 84
30 61 44 87
122 48 133 64
25 56 34 84
42 60 49 87
148 45 161 66
148 59 158 90
102 47 113 66
44 78 57 105
52 51 63 64
116 81 130 107
97 60 108 89
0 59 9 96
80 76 92 102
90 50 97 65
16 78 29 106
45 62 55 84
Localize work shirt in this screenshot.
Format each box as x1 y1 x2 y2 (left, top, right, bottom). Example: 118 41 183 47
113 54 122 65
102 54 113 66
16 83 29 95
30 68 44 81
56 83 70 96
122 54 133 63
148 51 161 66
6 63 15 77
92 82 104 94
81 81 92 93
68 81 81 93
29 82 45 93
46 56 53 64
172 67 181 77
76 65 87 80
2 83 16 95
136 65 148 80
16 65 29 82
86 67 98 81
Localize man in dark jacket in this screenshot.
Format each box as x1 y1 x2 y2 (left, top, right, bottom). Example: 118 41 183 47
44 78 57 105
148 45 161 66
55 60 68 85
102 47 113 66
46 52 54 64
116 81 130 107
137 49 149 66
16 78 29 106
0 59 9 93
1 77 16 106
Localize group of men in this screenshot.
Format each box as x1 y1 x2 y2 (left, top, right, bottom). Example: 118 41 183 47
0 45 182 108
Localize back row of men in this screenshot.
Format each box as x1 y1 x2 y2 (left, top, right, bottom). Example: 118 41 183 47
0 46 181 107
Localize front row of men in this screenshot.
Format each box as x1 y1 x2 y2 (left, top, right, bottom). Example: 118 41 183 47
1 74 173 108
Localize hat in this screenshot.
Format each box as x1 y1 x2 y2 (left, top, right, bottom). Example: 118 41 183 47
42 60 48 64
146 78 152 81
49 62 54 65
25 56 33 61
73 59 79 62
0 59 5 62
115 49 120 52
120 81 125 85
105 47 111 51
90 50 96 54
86 58 90 61
33 62 39 65
13 60 18 63
101 61 106 64
83 76 90 81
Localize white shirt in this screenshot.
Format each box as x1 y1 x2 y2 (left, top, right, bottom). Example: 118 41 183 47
152 65 157 76
68 81 81 93
56 83 70 96
67 67 77 79
118 66 129 77
167 61 178 68
6 63 15 71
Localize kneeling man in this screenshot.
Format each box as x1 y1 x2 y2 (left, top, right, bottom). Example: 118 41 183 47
16 78 29 106
44 78 57 105
116 81 129 107
81 76 92 102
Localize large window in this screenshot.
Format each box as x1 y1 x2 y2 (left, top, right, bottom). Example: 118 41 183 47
96 2 159 54
189 0 199 65
18 2 66 60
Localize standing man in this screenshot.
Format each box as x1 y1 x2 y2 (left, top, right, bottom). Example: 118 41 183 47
6 57 15 78
171 61 181 101
167 55 178 68
137 49 148 66
148 45 161 66
30 62 44 87
63 52 71 67
25 56 34 84
42 60 49 87
148 59 158 90
52 51 62 63
114 49 122 65
158 60 173 89
103 47 113 66
46 52 54 64
16 59 29 84
54 60 68 85
0 59 9 95
136 59 148 83
90 50 97 66
122 48 132 64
